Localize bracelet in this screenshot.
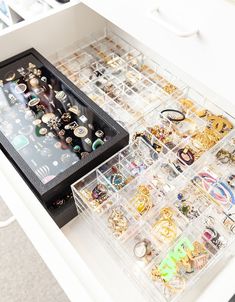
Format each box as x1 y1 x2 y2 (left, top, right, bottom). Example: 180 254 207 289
177 148 195 165
160 109 185 122
198 172 235 208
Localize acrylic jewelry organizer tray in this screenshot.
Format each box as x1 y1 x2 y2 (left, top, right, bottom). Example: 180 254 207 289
50 29 235 302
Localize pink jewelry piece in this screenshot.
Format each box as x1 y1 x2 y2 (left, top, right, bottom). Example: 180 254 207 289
199 172 230 205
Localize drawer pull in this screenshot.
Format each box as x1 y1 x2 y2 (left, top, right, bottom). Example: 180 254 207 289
0 216 15 228
150 6 199 38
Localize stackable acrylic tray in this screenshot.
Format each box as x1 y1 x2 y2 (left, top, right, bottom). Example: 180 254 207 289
51 27 235 301
72 94 235 301
49 29 186 131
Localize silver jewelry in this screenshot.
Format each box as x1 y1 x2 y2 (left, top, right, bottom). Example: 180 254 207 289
85 138 92 145
79 115 88 123
5 71 16 81
133 239 152 259
15 83 27 94
28 98 40 108
41 76 47 83
64 121 78 130
46 116 61 130
95 130 104 138
33 119 42 126
55 90 67 101
134 241 147 258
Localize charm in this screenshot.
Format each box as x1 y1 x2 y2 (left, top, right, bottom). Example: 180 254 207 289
227 174 235 189
61 112 71 123
79 115 88 123
64 121 78 130
129 185 153 215
108 208 128 237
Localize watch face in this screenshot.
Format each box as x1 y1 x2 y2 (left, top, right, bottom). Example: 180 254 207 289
0 53 117 185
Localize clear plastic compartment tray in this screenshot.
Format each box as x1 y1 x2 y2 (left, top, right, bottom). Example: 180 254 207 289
49 29 186 131
72 104 235 301
52 27 235 302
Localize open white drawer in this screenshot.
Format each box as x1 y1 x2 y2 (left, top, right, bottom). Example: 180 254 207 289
0 2 235 302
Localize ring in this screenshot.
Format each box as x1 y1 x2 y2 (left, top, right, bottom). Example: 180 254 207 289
73 145 81 153
39 128 48 135
133 239 153 260
92 138 104 150
95 130 104 138
15 83 27 94
134 240 148 259
28 98 40 108
68 105 81 116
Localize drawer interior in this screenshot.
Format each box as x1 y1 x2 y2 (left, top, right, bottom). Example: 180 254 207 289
1 3 235 302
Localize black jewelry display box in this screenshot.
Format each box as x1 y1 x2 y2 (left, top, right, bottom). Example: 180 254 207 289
0 49 129 227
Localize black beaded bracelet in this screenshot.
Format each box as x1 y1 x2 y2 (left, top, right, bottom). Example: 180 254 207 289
160 109 185 122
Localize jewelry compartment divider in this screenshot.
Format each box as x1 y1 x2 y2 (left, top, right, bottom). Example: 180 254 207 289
72 109 235 301
72 137 160 219
3 15 233 300
48 28 186 132
146 220 228 302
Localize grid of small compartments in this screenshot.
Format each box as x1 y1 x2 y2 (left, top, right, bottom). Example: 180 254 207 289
50 30 186 131
67 30 235 302
72 128 235 301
